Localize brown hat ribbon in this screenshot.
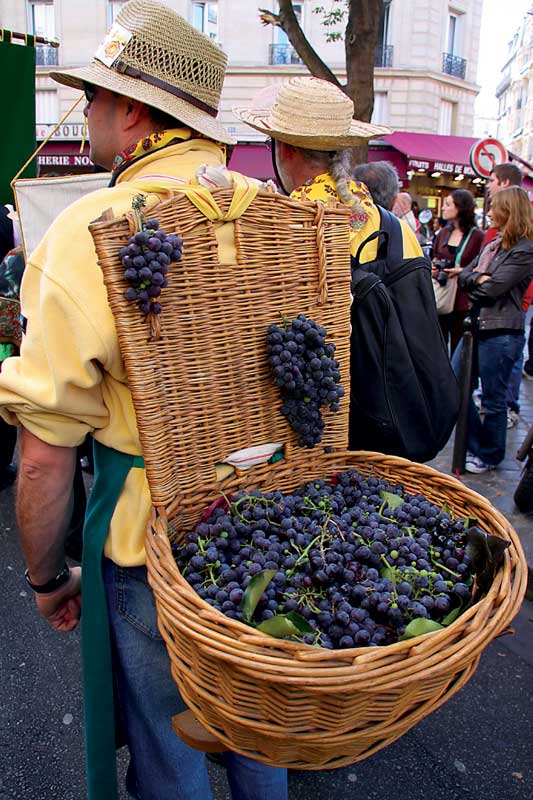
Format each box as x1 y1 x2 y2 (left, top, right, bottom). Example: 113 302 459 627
113 59 218 118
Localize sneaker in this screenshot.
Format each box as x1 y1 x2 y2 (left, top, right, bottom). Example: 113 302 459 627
523 367 533 381
507 409 520 428
465 455 496 474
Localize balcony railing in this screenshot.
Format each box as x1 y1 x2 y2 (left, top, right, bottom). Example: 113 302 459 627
374 45 393 68
442 52 467 80
269 43 303 66
35 44 59 66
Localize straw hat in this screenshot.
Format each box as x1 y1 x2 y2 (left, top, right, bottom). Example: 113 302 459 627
234 76 391 150
50 0 235 145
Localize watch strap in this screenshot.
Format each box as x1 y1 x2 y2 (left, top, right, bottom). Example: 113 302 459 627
25 564 71 594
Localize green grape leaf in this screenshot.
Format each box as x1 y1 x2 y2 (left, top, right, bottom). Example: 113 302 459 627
464 515 478 529
442 605 463 626
241 570 277 623
400 617 444 640
440 503 454 518
257 611 314 638
379 491 405 510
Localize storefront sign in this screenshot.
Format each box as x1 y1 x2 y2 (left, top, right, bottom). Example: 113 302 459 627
37 154 93 167
36 123 85 141
408 158 475 176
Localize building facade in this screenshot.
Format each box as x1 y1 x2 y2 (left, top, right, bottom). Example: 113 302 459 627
0 0 484 176
496 6 533 164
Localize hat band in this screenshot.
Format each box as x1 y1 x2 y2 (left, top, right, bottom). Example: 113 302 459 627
113 59 218 118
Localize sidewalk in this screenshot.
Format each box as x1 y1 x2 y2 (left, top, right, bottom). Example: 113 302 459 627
428 358 533 600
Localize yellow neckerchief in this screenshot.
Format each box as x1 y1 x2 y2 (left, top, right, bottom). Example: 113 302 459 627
290 171 374 234
112 127 195 172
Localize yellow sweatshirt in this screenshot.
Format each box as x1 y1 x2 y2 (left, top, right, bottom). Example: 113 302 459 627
0 139 227 566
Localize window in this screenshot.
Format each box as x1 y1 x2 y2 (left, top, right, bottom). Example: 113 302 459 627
371 92 389 125
27 1 57 65
438 100 456 135
446 12 463 57
108 1 125 25
36 90 59 124
191 2 218 41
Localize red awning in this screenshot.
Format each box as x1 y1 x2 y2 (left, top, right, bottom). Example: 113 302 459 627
381 132 478 176
228 144 274 180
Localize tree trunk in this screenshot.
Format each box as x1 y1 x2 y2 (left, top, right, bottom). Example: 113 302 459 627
344 0 382 164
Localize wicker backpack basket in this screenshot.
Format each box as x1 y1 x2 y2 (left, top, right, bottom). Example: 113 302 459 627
89 187 526 769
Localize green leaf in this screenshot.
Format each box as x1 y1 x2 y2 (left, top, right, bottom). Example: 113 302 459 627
440 503 454 518
257 611 314 638
379 490 405 510
442 605 463 626
241 570 277 623
400 617 443 640
464 515 478 529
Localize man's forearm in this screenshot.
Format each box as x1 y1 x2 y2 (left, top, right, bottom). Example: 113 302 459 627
17 428 77 584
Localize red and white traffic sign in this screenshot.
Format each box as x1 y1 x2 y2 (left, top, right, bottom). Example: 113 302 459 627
469 138 508 179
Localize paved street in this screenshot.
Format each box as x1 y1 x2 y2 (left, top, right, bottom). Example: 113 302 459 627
1 326 532 799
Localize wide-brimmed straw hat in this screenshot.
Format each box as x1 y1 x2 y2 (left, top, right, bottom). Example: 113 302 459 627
234 76 391 150
50 0 235 145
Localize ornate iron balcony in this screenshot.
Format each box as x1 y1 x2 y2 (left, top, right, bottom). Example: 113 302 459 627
35 44 59 66
269 44 303 66
442 52 467 80
374 45 393 68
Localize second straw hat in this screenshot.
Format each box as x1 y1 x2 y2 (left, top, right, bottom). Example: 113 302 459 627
234 76 391 150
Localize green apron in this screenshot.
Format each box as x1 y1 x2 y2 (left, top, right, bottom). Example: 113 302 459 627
81 440 144 799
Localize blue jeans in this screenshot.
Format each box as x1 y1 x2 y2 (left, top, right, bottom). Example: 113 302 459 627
506 313 526 412
452 333 524 466
103 560 288 800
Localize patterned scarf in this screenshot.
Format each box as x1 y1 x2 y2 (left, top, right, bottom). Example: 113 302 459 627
473 233 503 274
112 127 194 172
290 172 373 232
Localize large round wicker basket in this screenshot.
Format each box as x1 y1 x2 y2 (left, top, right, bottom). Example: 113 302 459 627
89 187 526 770
145 449 526 769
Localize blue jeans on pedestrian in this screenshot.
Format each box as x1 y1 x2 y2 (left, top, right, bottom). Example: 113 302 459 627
506 313 526 412
103 559 288 800
452 333 524 466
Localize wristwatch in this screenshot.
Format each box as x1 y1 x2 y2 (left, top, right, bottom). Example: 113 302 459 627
24 564 71 594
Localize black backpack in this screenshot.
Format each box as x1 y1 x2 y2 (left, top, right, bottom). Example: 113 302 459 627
348 208 460 462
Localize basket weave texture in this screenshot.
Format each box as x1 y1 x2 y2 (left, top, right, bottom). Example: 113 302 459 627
90 188 526 769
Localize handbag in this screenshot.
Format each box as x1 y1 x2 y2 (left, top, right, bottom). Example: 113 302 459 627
433 228 474 315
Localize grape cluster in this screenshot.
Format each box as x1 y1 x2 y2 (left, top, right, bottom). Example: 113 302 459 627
120 217 183 315
266 315 345 448
174 470 478 650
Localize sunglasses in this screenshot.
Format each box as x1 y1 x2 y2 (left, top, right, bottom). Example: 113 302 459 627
84 84 96 104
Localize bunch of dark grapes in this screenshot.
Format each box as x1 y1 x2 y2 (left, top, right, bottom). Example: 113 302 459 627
266 315 345 447
120 217 183 315
173 470 480 650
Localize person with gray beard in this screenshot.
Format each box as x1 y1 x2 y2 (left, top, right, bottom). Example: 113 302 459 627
352 160 399 210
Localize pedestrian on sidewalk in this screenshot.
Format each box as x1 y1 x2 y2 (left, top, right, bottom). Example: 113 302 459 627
0 2 287 799
453 187 533 473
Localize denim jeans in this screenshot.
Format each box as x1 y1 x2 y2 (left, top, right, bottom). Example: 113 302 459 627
452 333 524 465
103 559 288 800
506 313 526 412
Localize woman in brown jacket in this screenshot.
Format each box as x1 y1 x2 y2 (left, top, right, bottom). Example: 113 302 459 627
432 189 484 355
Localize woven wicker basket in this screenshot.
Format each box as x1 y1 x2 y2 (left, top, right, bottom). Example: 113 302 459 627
90 188 526 769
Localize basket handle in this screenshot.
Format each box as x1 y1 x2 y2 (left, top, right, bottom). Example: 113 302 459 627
314 202 328 306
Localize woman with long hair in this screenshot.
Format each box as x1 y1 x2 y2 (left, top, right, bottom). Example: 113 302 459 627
455 186 533 473
432 189 484 355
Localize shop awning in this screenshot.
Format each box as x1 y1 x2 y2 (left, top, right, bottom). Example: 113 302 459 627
381 132 478 176
228 143 273 180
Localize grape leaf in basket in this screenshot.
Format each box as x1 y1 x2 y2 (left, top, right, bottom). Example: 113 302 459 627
241 570 277 623
400 618 443 640
379 491 404 510
465 527 510 599
257 611 314 638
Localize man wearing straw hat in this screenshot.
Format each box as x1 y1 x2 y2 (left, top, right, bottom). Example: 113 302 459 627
234 77 422 261
0 2 287 798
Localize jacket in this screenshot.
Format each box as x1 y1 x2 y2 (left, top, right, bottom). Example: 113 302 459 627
459 237 533 332
433 224 484 312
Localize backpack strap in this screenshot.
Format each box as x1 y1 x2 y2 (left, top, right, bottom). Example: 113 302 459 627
375 207 404 267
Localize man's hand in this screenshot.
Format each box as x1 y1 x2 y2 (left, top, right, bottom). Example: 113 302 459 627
34 566 82 632
476 274 492 284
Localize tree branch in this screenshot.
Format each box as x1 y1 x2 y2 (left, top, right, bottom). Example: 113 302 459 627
259 1 343 89
345 0 381 121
